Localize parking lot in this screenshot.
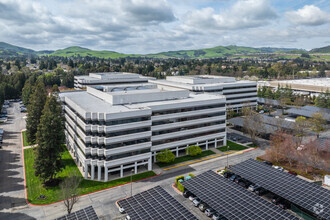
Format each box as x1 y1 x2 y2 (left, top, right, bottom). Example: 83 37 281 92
227 132 251 144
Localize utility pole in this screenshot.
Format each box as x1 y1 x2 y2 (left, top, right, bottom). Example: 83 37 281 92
130 169 134 197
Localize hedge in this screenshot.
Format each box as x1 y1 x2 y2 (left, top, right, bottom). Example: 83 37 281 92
175 175 184 185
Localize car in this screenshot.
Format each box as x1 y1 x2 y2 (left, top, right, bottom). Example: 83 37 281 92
259 110 264 114
234 176 242 184
193 198 202 207
229 174 240 182
205 208 216 217
118 206 125 214
199 203 208 212
248 184 260 192
272 196 282 205
212 212 227 220
263 161 273 166
238 179 252 188
255 187 267 196
274 166 284 172
183 190 192 198
278 200 290 209
189 195 196 201
125 215 131 220
288 171 297 176
223 171 234 178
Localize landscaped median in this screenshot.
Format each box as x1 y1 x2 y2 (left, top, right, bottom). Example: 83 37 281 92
155 150 215 168
23 145 157 205
217 140 248 152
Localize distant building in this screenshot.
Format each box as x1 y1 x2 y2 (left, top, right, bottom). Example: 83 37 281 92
152 75 257 112
60 81 226 181
74 72 154 89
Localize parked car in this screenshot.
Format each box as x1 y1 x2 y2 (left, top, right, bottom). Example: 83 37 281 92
183 190 192 198
234 176 242 184
238 179 252 188
189 195 196 201
223 171 234 178
288 171 297 176
274 166 284 172
229 174 240 182
259 110 264 114
118 206 125 214
125 215 131 220
193 198 202 207
263 161 273 166
255 187 267 196
205 208 216 217
272 196 282 205
212 212 227 220
278 200 290 209
248 184 260 192
199 203 208 212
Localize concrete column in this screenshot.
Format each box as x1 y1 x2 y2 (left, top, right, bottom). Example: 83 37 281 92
215 138 217 148
84 164 88 179
196 142 199 146
176 147 179 157
98 165 101 181
120 165 124 178
104 167 108 182
154 154 156 162
134 162 138 174
91 164 95 180
148 158 152 170
206 140 208 150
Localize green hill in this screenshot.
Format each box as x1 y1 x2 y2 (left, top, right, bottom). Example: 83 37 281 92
310 45 330 53
0 42 35 54
50 46 137 58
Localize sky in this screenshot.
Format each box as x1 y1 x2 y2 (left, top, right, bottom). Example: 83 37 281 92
0 0 329 54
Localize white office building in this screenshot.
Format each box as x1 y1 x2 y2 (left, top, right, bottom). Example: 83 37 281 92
151 75 257 112
60 83 226 181
74 72 154 89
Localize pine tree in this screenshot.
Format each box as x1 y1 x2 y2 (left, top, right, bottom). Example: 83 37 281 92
26 81 47 143
21 81 34 106
34 85 65 183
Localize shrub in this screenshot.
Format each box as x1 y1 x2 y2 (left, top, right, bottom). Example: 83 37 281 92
186 145 202 156
256 157 264 162
156 149 175 163
177 182 185 192
188 173 195 178
175 175 184 185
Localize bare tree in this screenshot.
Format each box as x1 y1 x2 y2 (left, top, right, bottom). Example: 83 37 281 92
308 112 327 138
242 107 264 145
294 116 309 145
60 171 82 214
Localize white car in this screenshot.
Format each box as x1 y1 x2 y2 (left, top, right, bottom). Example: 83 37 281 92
119 206 125 214
274 166 284 172
189 195 196 201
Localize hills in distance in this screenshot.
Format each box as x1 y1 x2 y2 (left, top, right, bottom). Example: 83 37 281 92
0 41 329 59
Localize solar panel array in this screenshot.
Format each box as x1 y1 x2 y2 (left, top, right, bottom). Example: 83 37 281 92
230 159 330 219
55 206 98 220
118 186 198 220
181 170 299 220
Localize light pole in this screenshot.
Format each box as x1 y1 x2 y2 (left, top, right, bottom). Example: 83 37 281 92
130 169 134 197
226 145 229 168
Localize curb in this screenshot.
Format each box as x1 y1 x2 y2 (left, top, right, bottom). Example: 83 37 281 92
21 130 162 207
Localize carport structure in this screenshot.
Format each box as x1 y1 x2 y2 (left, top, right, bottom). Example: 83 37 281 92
181 170 299 220
230 159 330 220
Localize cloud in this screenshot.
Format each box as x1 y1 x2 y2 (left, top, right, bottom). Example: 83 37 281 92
182 0 277 31
286 5 330 26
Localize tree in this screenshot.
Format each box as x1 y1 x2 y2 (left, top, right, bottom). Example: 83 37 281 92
21 81 34 106
34 85 65 183
308 112 326 138
242 107 264 145
156 149 175 163
186 145 202 156
294 116 309 144
26 81 47 143
60 171 82 214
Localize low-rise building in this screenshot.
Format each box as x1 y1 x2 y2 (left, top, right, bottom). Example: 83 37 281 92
60 83 226 181
151 75 257 112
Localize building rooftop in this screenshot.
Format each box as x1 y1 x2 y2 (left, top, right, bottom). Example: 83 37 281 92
75 72 155 84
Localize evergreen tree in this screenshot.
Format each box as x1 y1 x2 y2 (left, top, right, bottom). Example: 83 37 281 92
34 85 65 183
26 81 47 143
21 81 34 106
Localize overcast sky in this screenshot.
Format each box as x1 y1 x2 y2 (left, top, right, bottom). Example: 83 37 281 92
0 0 329 53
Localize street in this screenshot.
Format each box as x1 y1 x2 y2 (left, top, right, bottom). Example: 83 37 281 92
0 102 264 220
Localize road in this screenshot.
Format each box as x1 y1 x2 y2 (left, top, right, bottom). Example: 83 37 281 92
0 102 264 219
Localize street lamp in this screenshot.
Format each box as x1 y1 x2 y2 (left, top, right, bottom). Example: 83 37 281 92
226 145 229 168
130 169 134 197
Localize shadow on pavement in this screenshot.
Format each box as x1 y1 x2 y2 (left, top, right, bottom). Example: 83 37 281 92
142 167 196 182
0 211 35 220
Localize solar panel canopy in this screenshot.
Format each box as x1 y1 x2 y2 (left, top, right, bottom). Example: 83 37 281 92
55 206 98 220
230 159 330 219
181 170 299 220
118 186 198 220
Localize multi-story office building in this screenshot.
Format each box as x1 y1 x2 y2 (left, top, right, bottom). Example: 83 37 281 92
60 83 226 181
152 75 257 112
74 72 154 89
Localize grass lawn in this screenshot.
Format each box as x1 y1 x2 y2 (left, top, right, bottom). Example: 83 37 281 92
247 143 258 148
217 140 248 152
24 146 156 205
156 150 215 168
22 130 34 146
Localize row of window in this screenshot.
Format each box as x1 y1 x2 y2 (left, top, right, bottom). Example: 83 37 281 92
152 120 225 136
85 148 150 161
152 111 225 126
223 90 257 95
223 85 256 90
226 95 257 101
227 99 257 105
152 128 226 146
86 127 150 137
152 103 225 116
